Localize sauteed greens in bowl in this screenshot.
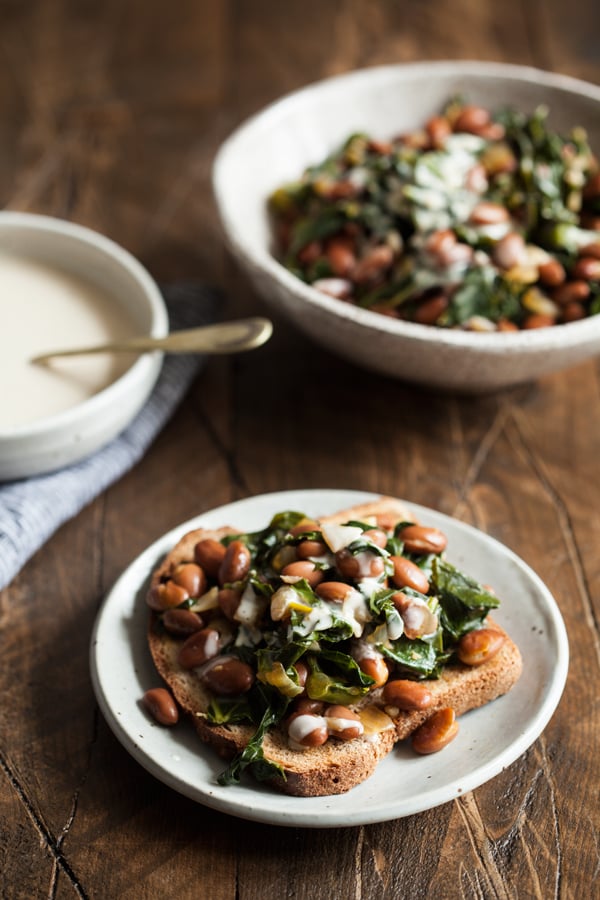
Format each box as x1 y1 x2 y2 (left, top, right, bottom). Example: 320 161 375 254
212 62 600 389
270 100 600 331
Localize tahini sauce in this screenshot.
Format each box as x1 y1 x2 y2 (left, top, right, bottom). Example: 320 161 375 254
0 251 139 428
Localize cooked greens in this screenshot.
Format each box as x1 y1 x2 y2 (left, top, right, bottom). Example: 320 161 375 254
195 509 504 784
270 100 600 330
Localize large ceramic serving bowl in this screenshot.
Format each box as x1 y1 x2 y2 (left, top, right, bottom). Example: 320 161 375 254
0 212 168 480
213 61 600 391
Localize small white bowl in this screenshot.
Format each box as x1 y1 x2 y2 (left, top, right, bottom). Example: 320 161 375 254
0 212 168 480
213 61 600 391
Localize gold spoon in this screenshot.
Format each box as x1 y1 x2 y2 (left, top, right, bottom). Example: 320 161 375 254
30 317 273 364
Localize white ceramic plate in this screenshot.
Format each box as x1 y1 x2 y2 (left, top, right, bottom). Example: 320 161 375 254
90 489 568 827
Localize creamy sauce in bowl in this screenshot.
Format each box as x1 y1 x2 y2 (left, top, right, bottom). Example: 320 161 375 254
0 250 139 429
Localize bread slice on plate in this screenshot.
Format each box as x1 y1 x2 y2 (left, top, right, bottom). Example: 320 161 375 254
146 497 522 796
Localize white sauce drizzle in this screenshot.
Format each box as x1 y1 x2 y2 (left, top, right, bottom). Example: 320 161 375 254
233 583 266 626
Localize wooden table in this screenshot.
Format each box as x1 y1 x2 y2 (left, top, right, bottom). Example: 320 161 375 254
1 2 599 897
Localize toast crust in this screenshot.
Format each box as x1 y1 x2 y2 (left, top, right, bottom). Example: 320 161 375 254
146 497 522 796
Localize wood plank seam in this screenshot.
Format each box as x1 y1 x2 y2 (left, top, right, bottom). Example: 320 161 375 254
0 750 89 898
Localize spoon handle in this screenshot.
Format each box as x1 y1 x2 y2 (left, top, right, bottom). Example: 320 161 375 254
31 317 273 363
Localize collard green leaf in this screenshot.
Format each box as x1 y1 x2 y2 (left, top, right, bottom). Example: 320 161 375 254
385 535 404 557
432 558 499 609
206 696 253 725
432 557 499 642
346 539 390 558
305 652 372 704
217 708 285 786
217 686 289 786
368 587 404 638
317 647 376 687
287 582 356 643
446 266 523 326
288 210 346 257
344 519 377 531
437 592 490 642
268 510 307 532
381 636 442 677
224 511 316 577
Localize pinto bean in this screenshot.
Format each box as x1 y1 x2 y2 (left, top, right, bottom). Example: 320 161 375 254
352 244 394 283
392 592 438 640
478 121 506 141
492 233 526 270
294 661 308 689
147 580 189 611
425 115 451 148
469 202 509 225
572 257 600 281
336 548 385 579
579 242 600 260
538 259 566 287
368 138 394 155
412 708 459 754
162 608 204 637
561 302 586 322
383 679 433 711
297 240 322 265
453 105 491 134
143 688 179 726
398 525 447 555
552 280 591 305
296 539 328 559
496 319 519 332
325 705 363 740
583 172 600 199
194 538 226 579
218 540 251 586
287 713 329 747
203 658 255 695
443 242 474 266
289 520 320 537
326 236 356 277
315 581 355 603
217 587 242 620
178 628 221 669
289 697 324 718
391 556 430 593
357 655 389 688
465 163 488 193
457 627 506 666
172 563 206 597
414 293 449 325
522 314 555 329
363 528 388 548
281 560 324 588
425 229 456 257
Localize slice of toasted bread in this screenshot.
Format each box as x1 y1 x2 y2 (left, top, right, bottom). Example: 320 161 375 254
146 497 522 796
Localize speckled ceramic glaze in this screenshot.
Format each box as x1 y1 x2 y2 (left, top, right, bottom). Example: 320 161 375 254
213 61 600 391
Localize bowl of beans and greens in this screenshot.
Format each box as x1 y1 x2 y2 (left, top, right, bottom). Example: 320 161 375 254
213 61 600 391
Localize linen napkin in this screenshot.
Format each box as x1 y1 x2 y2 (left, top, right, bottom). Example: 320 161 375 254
0 282 219 591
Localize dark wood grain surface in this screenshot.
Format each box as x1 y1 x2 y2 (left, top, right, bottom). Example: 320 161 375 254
1 2 599 897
